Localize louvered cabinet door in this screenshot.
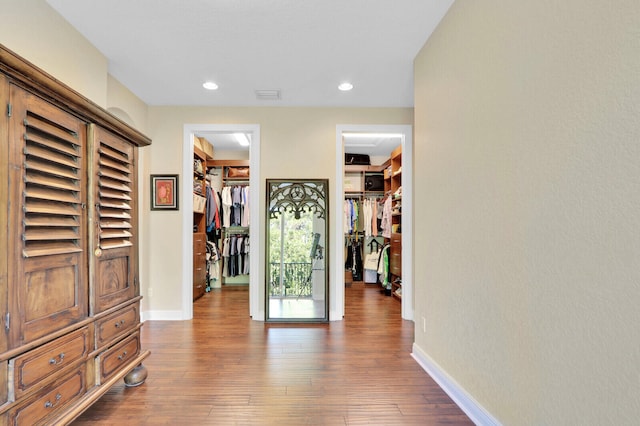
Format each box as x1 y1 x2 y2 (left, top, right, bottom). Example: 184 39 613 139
90 125 137 314
6 85 88 349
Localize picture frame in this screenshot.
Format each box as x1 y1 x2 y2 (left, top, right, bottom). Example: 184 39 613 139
150 174 179 210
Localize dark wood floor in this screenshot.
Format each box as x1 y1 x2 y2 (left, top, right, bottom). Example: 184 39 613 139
73 284 472 425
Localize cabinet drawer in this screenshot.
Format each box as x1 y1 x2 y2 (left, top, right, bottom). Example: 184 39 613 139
95 303 139 350
194 262 207 280
10 327 89 400
97 332 141 384
8 365 86 426
193 282 205 301
193 253 206 270
193 233 206 249
193 243 206 256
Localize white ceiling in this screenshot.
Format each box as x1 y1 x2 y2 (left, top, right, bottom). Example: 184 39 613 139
46 0 454 108
45 1 452 155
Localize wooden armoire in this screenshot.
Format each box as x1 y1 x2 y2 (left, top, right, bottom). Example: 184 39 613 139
0 45 150 424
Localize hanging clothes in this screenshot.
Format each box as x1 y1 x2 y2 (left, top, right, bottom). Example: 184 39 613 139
221 235 231 277
362 198 372 237
345 197 381 237
206 240 222 289
343 199 360 234
241 186 250 227
221 233 250 278
243 236 250 274
380 196 393 238
232 186 242 226
206 189 223 246
344 236 363 282
345 236 354 271
229 234 239 276
352 200 359 233
221 185 250 228
221 186 232 228
378 244 391 290
371 198 378 236
363 237 383 284
205 184 220 233
343 200 351 234
351 239 363 281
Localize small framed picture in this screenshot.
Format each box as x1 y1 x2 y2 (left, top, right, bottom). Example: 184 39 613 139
150 174 179 210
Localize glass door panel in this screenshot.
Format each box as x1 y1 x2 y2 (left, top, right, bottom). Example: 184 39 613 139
266 179 328 322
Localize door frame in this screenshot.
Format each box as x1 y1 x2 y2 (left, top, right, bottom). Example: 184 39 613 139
182 124 262 320
334 124 414 321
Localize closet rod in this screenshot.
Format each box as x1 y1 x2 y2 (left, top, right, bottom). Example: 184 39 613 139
224 227 250 235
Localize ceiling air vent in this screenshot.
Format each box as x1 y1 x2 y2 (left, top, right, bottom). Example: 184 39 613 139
255 89 281 101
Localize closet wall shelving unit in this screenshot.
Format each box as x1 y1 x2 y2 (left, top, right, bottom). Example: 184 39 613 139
344 162 389 285
207 159 250 286
0 44 150 424
193 139 212 301
344 162 389 198
207 159 250 185
387 145 402 300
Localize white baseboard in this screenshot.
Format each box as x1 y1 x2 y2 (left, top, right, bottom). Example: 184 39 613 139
141 310 185 322
411 343 501 426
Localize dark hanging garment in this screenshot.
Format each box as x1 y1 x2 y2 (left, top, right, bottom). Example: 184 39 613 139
351 240 363 281
236 235 244 275
345 239 354 270
228 234 238 277
232 186 242 226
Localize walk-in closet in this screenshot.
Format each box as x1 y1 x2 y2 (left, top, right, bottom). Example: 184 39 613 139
192 133 251 303
343 136 403 303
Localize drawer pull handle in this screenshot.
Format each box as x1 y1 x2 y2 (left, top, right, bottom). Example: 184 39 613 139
44 393 62 409
49 353 65 366
117 351 128 361
114 319 126 328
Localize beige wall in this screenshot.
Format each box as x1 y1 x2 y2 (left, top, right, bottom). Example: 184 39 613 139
106 75 149 134
0 0 108 107
413 0 640 424
0 0 413 319
146 106 413 314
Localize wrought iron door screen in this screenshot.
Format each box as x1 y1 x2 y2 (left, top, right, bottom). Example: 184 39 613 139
266 179 329 322
268 180 327 220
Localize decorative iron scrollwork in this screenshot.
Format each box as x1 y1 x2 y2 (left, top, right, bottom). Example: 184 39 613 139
268 180 327 220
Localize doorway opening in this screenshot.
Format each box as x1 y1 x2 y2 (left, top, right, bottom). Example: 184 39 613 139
334 125 413 321
182 124 262 321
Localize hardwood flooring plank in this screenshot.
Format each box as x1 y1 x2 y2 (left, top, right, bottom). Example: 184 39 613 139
72 285 472 425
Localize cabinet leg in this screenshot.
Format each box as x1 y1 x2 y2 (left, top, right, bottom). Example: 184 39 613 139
124 363 148 387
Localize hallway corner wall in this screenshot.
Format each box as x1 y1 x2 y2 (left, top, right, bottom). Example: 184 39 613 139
412 0 640 424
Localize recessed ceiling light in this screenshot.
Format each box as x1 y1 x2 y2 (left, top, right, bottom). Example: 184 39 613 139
203 81 218 90
233 133 250 146
338 82 353 91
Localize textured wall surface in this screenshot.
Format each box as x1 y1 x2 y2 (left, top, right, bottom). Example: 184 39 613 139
413 1 640 424
0 0 108 107
145 106 412 314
